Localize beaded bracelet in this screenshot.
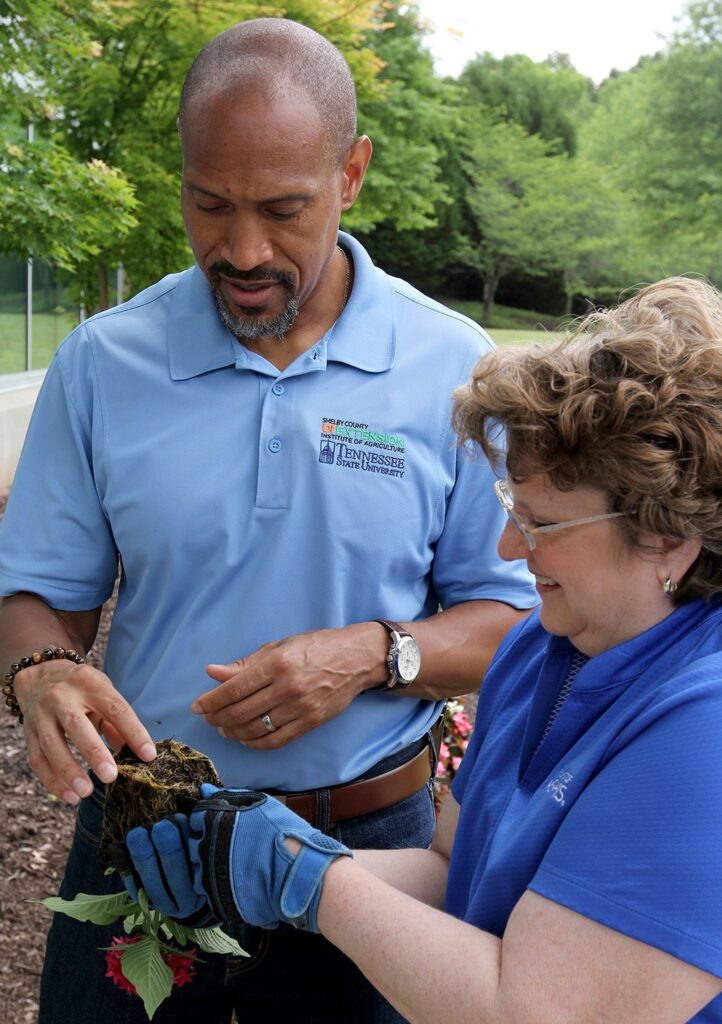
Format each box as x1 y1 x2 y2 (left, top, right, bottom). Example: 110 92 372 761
3 646 86 724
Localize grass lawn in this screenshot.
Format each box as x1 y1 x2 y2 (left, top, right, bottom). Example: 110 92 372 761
0 298 564 375
440 297 565 346
0 311 77 374
487 326 563 346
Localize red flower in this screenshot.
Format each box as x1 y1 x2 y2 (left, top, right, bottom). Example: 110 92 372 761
105 935 197 996
164 948 196 988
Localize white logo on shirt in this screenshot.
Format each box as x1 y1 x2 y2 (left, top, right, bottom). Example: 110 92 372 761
546 768 574 806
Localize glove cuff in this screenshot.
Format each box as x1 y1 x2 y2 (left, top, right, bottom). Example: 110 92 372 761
278 833 352 932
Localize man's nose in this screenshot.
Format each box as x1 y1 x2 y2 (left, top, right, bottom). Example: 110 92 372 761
220 216 274 271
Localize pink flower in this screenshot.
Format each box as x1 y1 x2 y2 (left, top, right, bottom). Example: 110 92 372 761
104 935 197 996
451 756 462 772
452 712 472 736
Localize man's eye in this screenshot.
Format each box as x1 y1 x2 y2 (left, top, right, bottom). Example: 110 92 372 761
267 207 302 220
196 203 227 214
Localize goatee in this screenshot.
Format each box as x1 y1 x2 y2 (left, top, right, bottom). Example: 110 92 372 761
208 261 299 342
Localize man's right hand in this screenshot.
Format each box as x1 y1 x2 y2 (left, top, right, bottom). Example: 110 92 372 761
13 658 156 805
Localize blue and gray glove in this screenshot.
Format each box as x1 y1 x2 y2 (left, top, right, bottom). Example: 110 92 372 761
121 784 352 932
116 813 214 924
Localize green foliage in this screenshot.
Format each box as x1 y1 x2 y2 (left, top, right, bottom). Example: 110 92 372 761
4 0 722 327
0 126 138 270
459 52 594 156
579 0 722 285
41 890 137 924
41 886 246 1019
117 935 174 1021
0 3 139 274
348 2 453 233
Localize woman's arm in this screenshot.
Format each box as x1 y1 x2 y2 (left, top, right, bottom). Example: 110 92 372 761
350 794 459 908
317 870 722 1024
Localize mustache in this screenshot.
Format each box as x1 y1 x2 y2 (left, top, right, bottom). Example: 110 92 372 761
208 261 295 288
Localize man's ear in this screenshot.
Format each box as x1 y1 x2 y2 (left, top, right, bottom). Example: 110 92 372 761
340 136 373 211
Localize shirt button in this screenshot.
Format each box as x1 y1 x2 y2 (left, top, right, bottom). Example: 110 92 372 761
271 383 285 396
268 436 283 453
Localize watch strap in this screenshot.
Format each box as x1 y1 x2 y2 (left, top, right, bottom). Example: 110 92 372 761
372 619 415 690
375 619 412 640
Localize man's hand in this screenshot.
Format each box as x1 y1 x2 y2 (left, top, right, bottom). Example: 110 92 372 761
122 784 352 931
193 623 387 749
14 658 156 805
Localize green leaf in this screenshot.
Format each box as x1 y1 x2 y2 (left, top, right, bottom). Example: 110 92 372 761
187 927 249 957
119 934 174 1021
160 917 190 946
40 891 136 925
123 911 144 934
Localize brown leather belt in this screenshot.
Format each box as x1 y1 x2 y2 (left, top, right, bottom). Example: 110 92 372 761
270 741 435 829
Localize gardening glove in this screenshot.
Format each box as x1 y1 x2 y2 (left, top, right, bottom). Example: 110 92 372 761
117 814 216 925
188 783 352 932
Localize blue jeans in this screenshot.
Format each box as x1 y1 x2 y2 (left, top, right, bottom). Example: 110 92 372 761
39 738 437 1023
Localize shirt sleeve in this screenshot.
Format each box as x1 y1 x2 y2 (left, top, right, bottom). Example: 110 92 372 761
432 441 538 611
0 338 118 609
530 684 722 979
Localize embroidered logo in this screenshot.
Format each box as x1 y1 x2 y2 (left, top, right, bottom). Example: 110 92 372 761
319 417 405 478
546 768 573 806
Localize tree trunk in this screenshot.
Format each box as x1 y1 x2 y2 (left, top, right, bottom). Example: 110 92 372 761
482 271 499 324
563 270 574 316
97 261 109 312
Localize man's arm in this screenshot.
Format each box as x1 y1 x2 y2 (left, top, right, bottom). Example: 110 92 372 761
0 592 156 803
192 599 530 749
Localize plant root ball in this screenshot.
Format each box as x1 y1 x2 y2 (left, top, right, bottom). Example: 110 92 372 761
99 739 222 860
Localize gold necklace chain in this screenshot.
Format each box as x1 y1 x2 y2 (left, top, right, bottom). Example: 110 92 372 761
337 244 352 314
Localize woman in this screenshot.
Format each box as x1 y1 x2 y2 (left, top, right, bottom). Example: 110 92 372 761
126 276 722 1023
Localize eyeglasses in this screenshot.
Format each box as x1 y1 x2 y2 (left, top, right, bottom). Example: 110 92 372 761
494 478 625 551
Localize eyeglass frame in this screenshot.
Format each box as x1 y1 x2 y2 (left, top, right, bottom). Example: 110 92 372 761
494 478 626 551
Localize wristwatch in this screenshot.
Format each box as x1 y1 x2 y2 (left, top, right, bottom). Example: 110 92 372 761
374 619 421 689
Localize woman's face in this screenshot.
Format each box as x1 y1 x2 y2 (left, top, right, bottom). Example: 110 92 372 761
498 475 675 656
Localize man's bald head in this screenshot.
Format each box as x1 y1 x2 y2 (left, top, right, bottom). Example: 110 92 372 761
178 18 358 165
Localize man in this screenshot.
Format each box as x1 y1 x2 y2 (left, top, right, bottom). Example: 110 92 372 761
0 18 536 1023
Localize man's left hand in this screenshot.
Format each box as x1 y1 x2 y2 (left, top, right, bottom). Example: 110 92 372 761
192 623 387 749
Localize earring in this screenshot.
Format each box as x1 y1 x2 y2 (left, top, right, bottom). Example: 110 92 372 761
662 576 678 596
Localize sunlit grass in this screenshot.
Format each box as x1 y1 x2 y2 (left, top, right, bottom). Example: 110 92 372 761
0 312 77 374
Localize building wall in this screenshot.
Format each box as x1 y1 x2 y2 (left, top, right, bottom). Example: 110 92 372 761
0 371 45 494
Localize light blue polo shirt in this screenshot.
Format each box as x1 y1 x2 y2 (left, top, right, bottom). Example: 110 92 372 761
448 600 722 1020
0 232 537 789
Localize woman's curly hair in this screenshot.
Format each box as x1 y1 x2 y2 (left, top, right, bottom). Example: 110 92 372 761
453 276 722 603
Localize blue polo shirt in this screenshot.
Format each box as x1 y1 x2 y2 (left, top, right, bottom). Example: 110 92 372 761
448 600 722 1019
0 232 536 790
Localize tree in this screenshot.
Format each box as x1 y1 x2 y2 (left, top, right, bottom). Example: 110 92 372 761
0 0 138 271
459 52 594 156
3 0 460 310
346 1 453 234
579 0 722 287
459 112 572 319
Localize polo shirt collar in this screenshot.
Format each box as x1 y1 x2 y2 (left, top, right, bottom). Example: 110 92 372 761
168 265 238 381
167 232 396 381
544 597 716 688
323 231 396 373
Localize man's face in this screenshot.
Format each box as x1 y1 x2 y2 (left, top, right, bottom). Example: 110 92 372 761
180 90 353 341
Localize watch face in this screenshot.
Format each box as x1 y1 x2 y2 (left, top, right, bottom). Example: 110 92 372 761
395 636 421 682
